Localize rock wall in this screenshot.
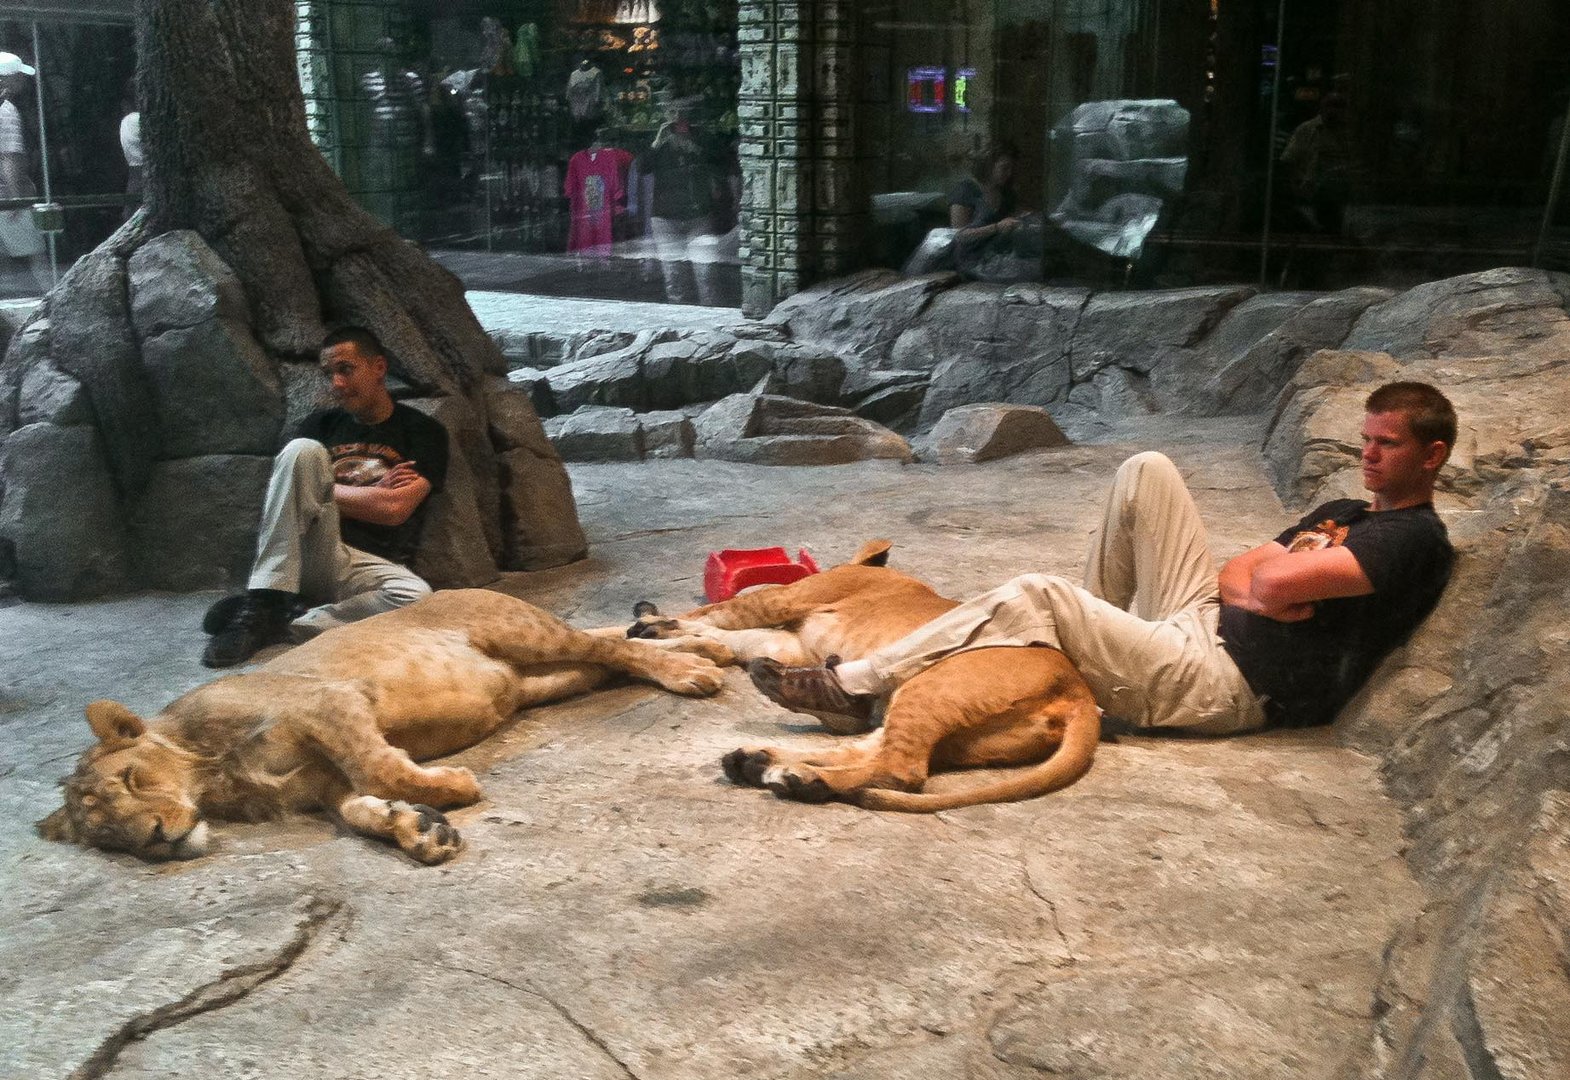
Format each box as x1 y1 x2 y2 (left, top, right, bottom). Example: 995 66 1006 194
0 229 586 600
1261 268 1570 1079
511 270 1395 468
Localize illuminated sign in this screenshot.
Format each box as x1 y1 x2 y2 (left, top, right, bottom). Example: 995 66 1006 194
954 67 975 113
906 66 945 113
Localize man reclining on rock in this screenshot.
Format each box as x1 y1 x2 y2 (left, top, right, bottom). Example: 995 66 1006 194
752 381 1457 734
203 326 449 668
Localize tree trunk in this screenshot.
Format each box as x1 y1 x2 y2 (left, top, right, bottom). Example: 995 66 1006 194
0 0 585 600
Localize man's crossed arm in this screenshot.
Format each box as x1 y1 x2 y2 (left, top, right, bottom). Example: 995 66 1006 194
1218 542 1374 623
333 462 432 527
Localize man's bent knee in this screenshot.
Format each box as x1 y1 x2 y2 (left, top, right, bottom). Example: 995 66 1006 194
380 576 431 609
274 438 333 481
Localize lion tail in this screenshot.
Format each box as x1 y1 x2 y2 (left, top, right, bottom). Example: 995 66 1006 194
854 700 1100 813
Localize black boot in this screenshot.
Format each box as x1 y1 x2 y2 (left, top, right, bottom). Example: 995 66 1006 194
201 590 295 668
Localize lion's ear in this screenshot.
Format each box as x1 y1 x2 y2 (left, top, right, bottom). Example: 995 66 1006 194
85 700 146 745
849 539 892 567
37 806 79 843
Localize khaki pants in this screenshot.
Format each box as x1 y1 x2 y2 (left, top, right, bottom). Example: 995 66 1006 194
248 439 431 639
853 451 1265 734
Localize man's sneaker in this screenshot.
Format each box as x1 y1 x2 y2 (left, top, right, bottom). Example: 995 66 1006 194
747 657 876 725
201 595 290 668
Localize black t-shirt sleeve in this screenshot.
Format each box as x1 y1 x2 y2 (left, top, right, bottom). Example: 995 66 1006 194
1340 514 1441 596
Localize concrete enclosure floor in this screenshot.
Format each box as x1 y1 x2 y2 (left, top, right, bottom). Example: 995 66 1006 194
0 416 1422 1079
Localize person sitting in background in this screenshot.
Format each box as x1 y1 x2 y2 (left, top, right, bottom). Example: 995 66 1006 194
948 142 1043 283
202 327 449 668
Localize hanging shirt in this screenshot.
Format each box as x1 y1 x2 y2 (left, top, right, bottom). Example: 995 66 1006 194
564 146 632 254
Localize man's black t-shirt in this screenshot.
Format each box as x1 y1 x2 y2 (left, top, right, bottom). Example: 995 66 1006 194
296 403 450 565
1220 499 1453 728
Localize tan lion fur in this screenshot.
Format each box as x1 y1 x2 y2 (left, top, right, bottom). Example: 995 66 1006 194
631 541 1100 811
38 590 727 865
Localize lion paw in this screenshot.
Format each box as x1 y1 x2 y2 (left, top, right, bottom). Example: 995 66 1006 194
721 747 774 786
389 801 464 865
763 766 838 804
422 765 482 807
655 654 725 697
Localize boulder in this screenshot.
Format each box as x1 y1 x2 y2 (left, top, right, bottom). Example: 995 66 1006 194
693 394 912 466
640 409 697 459
544 341 651 414
129 455 272 590
127 229 251 337
900 285 1087 427
406 395 504 565
138 317 285 457
0 423 129 598
1343 267 1570 362
921 404 1070 464
1069 285 1255 384
766 269 959 367
496 446 588 570
17 360 91 426
1208 287 1391 414
545 406 645 462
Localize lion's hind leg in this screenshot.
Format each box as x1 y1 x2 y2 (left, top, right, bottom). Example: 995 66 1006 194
721 729 925 803
336 794 464 865
469 615 725 698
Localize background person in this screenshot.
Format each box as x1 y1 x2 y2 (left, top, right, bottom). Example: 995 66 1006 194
203 327 449 668
0 51 49 295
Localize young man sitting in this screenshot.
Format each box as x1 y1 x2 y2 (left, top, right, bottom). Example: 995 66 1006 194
203 327 450 668
751 382 1457 734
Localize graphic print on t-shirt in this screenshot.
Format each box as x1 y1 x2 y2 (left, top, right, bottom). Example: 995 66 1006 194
1286 519 1350 552
327 441 407 487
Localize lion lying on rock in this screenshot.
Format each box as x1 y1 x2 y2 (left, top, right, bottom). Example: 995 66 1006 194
39 590 727 865
631 541 1100 811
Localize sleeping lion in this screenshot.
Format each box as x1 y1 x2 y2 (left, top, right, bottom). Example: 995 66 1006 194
38 590 728 865
630 541 1101 811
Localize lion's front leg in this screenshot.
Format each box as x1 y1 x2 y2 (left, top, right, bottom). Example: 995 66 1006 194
335 795 464 865
294 686 485 809
627 611 814 666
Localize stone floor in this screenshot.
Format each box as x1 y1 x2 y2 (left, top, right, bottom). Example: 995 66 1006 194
0 416 1423 1079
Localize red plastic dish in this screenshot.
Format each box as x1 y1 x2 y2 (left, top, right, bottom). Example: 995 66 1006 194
704 546 821 603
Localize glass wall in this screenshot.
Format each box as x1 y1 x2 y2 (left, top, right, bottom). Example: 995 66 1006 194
302 0 741 306
0 12 136 301
860 0 1570 292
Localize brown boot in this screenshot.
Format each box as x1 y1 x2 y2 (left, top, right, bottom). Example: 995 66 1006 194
747 657 875 724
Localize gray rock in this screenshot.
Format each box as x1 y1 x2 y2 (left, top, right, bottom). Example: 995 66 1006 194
545 341 651 414
1343 267 1570 361
406 395 503 565
17 360 91 426
127 230 250 338
545 406 645 462
139 317 285 456
763 343 846 403
641 336 773 410
496 446 588 569
405 404 500 590
0 423 129 598
922 404 1070 464
904 285 1088 426
45 247 159 497
766 269 958 367
501 366 555 417
639 409 696 459
129 455 272 590
1069 285 1255 382
694 394 913 465
1209 287 1391 414
483 376 556 456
